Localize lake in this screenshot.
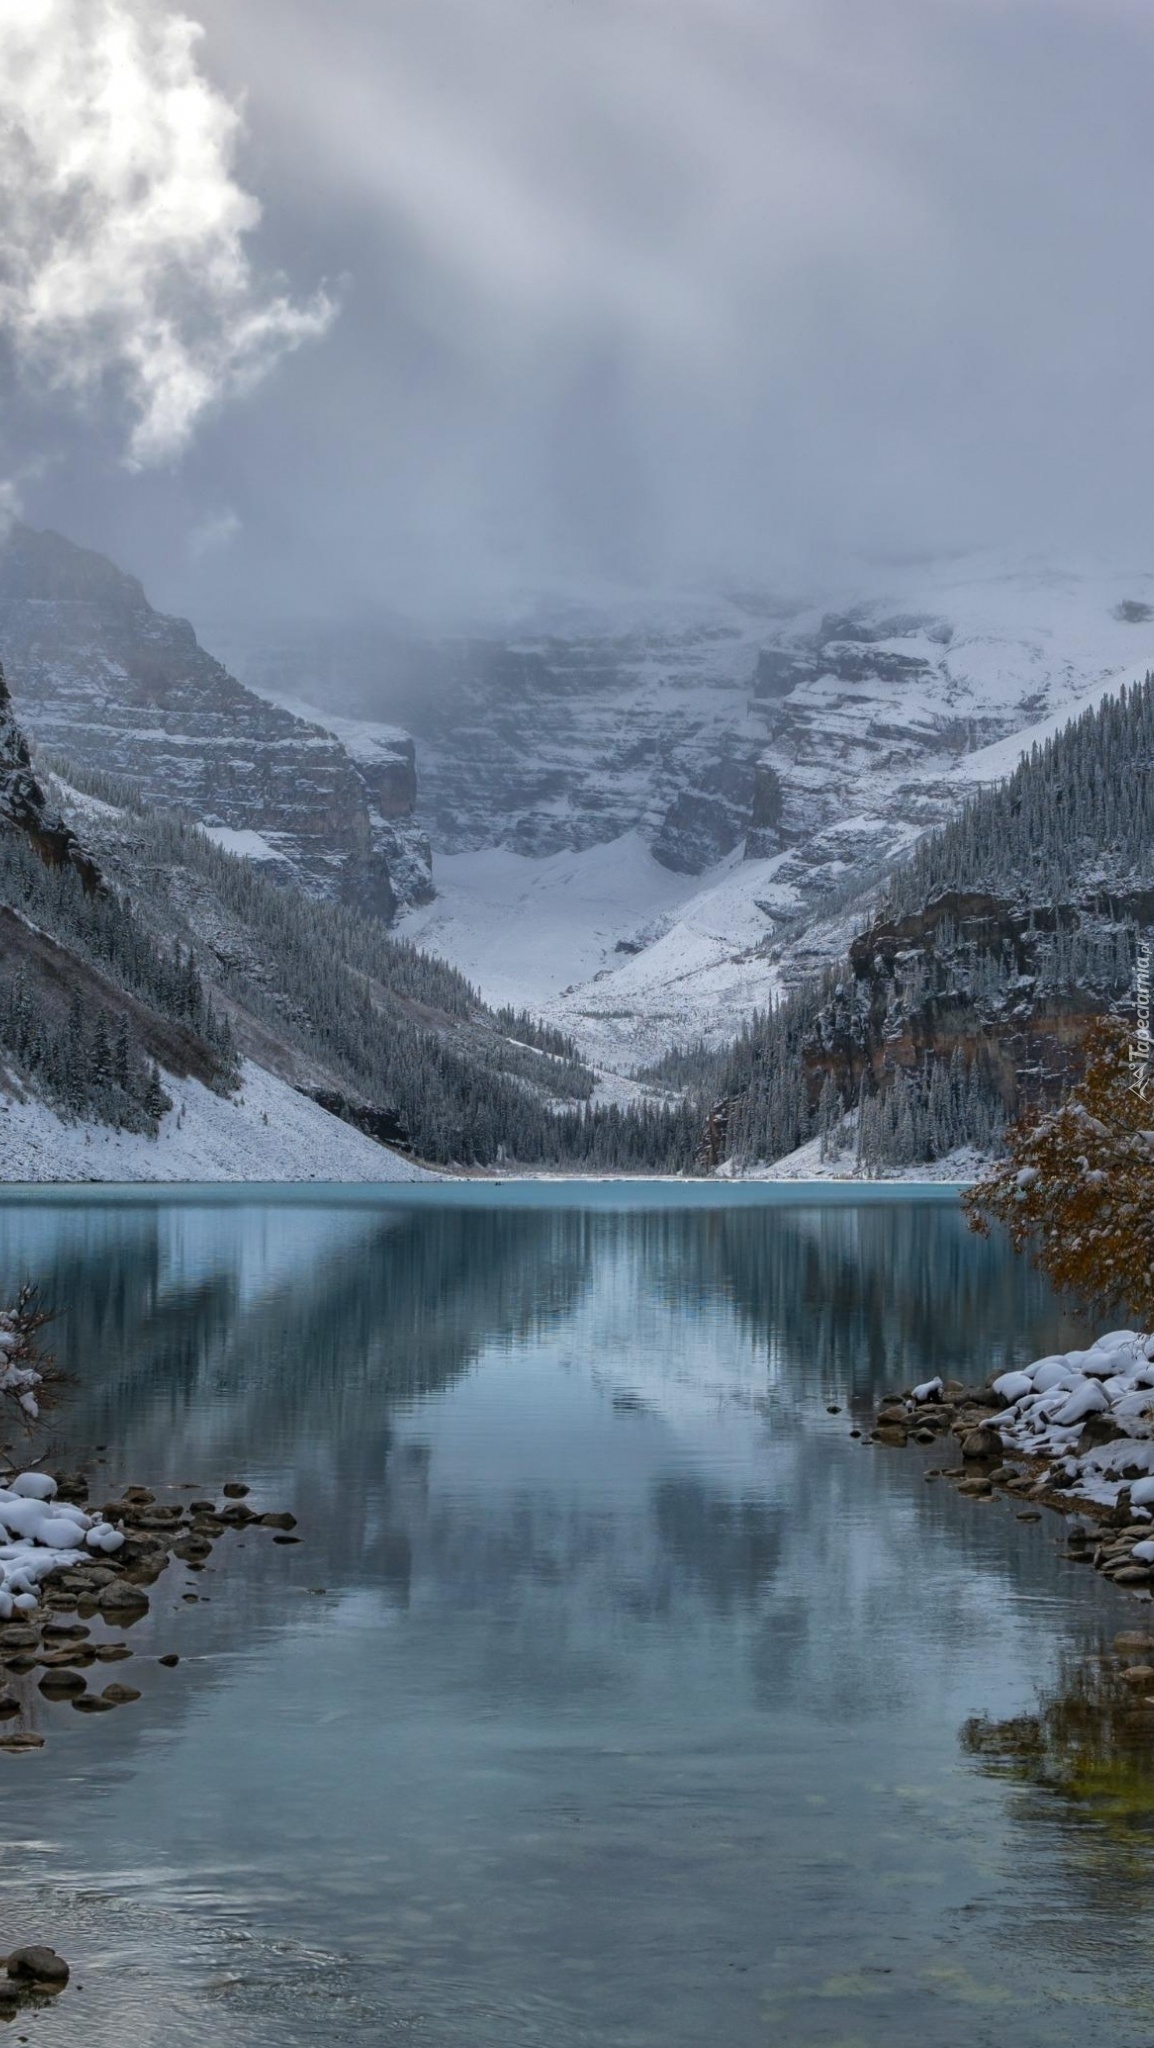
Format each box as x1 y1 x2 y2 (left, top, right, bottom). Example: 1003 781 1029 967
0 1186 1150 2047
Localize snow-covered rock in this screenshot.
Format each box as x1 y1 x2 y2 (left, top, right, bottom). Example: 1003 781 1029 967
990 1331 1154 1511
0 1466 125 1618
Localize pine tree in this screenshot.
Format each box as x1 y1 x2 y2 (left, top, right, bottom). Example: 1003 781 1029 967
143 1066 171 1124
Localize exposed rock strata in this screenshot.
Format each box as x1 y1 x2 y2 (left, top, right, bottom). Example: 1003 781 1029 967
0 661 100 890
802 885 1142 1116
0 525 431 916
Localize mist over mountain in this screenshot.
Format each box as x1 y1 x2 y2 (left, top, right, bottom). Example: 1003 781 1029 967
211 552 1154 1074
12 0 1154 628
2 1 1153 1183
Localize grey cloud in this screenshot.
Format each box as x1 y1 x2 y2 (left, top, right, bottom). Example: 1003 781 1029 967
17 0 1154 625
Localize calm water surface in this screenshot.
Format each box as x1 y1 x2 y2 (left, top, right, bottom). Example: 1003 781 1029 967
0 1189 1149 2047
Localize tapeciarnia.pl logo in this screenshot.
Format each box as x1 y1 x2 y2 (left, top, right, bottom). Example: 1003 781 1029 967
1129 938 1152 1096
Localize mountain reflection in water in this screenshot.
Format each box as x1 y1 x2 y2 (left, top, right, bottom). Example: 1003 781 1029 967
0 1192 1147 2048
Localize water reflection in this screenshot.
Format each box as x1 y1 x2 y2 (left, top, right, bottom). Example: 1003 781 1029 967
963 1646 1154 1882
0 1192 1141 2048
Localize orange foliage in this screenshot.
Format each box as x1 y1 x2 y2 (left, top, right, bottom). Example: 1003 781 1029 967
964 1018 1154 1324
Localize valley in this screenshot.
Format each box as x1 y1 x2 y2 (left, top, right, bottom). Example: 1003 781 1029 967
216 554 1154 1073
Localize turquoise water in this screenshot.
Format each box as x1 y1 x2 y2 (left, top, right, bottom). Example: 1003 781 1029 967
0 1189 1147 2047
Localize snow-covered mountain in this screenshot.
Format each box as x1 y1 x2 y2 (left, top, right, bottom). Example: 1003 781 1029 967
0 524 432 918
215 555 1154 1073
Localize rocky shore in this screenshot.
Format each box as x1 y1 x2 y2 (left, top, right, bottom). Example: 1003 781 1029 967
870 1329 1154 1593
0 1456 300 2017
0 1471 298 1750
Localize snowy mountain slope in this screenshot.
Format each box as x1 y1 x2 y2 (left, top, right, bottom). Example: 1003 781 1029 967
400 833 699 1012
0 1058 433 1183
381 554 1154 1069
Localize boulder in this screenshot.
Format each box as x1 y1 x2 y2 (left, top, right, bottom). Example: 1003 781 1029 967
962 1427 1001 1461
6 1946 68 1987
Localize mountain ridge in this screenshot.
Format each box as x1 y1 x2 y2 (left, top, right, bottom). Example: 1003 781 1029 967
0 523 433 920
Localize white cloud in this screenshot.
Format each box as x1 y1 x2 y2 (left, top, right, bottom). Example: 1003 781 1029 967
0 0 335 467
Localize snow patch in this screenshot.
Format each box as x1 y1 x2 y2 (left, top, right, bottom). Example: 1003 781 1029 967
200 825 292 865
0 1060 433 1184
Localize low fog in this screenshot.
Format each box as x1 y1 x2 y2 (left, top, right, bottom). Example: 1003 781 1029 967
6 0 1154 628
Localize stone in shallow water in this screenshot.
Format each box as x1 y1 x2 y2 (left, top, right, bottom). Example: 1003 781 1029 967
98 1582 149 1616
0 1628 39 1651
7 1945 68 1987
70 1693 114 1714
101 1683 141 1705
39 1670 86 1698
0 1732 44 1751
962 1427 1000 1461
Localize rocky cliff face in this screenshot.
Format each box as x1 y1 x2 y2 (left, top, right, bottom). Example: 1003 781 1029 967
0 659 100 890
0 525 432 917
218 612 767 873
220 568 1154 897
206 561 1154 1073
808 888 1138 1111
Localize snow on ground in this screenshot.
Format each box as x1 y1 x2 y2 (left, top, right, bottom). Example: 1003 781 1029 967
249 689 413 758
0 1060 433 1184
200 824 293 866
400 838 802 1070
401 832 700 1015
719 1136 986 1183
548 851 790 1070
402 834 867 1075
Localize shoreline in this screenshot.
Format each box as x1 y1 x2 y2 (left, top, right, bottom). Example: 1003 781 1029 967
0 1469 299 1749
872 1329 1154 1601
0 1177 972 1207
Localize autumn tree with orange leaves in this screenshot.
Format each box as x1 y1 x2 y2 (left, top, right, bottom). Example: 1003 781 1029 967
964 1019 1154 1325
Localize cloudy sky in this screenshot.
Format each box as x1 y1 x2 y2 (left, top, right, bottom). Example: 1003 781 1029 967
4 0 1154 624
